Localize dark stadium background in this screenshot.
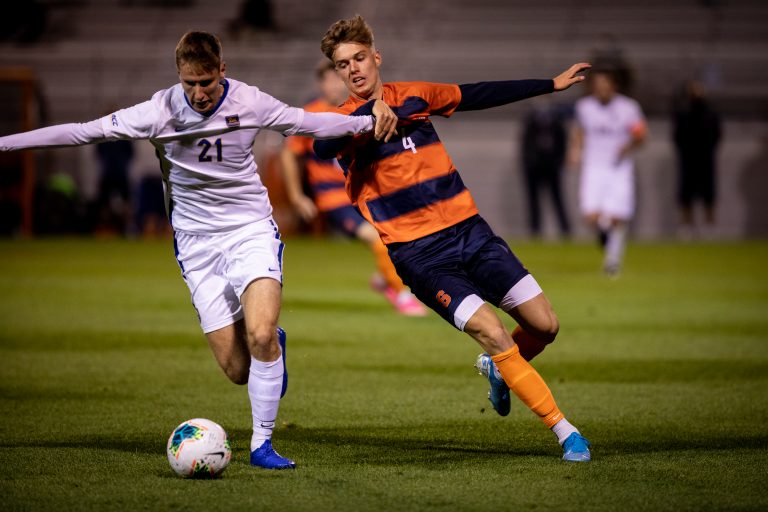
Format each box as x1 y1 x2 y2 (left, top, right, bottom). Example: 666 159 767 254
1 0 766 239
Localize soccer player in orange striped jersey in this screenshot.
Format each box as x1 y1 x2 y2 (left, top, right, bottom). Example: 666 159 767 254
315 15 592 461
281 61 425 316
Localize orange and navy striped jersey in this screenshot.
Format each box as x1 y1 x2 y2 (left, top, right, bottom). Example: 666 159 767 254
324 82 479 245
285 98 351 212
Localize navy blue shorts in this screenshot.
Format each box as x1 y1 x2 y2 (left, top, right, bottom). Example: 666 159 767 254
325 205 366 237
387 215 530 329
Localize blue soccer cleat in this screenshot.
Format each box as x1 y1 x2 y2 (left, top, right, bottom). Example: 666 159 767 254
250 439 296 470
277 327 288 398
562 432 591 462
475 353 511 416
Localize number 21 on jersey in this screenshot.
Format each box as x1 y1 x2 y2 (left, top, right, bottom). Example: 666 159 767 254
198 138 223 162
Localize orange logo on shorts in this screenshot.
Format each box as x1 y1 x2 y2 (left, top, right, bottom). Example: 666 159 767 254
436 290 452 307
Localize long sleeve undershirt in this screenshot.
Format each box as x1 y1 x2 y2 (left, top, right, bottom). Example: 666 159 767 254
313 79 555 160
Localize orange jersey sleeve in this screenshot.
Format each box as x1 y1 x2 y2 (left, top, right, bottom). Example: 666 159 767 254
393 81 462 119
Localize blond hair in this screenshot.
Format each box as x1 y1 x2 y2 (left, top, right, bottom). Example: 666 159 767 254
320 15 374 60
175 31 223 72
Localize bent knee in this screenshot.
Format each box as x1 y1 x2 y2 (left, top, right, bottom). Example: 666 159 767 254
539 313 560 344
246 325 277 348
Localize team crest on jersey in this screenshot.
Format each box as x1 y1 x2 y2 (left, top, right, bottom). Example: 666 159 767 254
225 114 240 128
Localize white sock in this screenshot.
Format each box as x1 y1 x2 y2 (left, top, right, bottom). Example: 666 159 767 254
551 418 579 445
604 224 627 269
248 355 284 451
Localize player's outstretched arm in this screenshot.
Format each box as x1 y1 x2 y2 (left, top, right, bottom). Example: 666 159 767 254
293 110 375 140
0 99 159 152
455 63 591 112
0 120 108 152
312 100 397 160
553 63 591 91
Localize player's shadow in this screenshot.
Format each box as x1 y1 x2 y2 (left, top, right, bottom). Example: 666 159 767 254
5 425 766 468
231 426 551 465
0 433 164 456
231 424 768 465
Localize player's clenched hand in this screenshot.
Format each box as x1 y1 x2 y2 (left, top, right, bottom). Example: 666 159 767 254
372 99 398 142
553 63 591 91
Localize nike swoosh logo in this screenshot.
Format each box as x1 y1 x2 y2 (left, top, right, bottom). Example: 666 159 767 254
205 451 226 457
268 267 279 272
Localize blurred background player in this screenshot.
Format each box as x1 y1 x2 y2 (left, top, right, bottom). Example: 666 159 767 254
316 15 591 462
94 133 134 237
520 97 571 239
569 69 647 276
280 60 425 316
673 80 722 239
0 30 391 470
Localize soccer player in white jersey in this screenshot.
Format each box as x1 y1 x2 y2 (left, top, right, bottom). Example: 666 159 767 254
0 31 397 469
569 70 647 276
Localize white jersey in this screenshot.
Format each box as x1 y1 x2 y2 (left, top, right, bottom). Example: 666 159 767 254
575 93 645 175
0 78 373 234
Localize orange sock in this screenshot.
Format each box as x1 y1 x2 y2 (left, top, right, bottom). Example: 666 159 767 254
370 238 405 292
492 344 564 428
512 325 549 361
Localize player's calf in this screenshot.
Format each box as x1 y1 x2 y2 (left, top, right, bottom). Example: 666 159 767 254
223 363 250 385
464 305 515 355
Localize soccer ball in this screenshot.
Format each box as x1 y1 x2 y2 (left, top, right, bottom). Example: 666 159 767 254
166 418 232 478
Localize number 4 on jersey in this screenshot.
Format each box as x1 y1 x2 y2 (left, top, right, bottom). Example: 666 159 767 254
400 128 417 154
198 138 223 162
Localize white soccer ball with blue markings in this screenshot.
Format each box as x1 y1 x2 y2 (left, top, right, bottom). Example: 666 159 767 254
167 418 232 478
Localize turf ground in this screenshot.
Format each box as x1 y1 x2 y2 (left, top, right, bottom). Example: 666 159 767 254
0 238 766 511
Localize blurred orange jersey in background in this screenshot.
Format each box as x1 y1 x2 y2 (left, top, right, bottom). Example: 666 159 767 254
285 98 351 212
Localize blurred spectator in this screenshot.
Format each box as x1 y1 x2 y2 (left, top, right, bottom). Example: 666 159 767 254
94 139 134 236
589 33 634 94
520 98 570 238
569 70 647 277
2 1 48 44
228 0 275 38
673 80 721 238
135 174 171 238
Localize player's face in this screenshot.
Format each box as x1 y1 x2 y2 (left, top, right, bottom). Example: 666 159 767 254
318 69 349 106
332 43 382 100
592 73 616 104
179 61 226 114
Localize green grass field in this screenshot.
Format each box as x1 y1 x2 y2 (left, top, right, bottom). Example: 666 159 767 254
0 238 766 511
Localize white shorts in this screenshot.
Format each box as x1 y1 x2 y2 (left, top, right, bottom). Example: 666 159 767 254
579 166 635 220
173 217 284 333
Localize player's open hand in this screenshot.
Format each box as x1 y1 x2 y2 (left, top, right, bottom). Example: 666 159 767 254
372 99 398 142
553 63 591 91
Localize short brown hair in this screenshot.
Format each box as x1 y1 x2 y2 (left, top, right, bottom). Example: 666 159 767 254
175 31 223 72
320 15 374 60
